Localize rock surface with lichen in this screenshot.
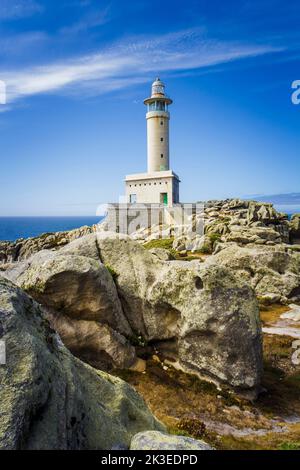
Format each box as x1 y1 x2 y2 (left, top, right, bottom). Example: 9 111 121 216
0 224 98 266
130 431 214 450
0 277 164 450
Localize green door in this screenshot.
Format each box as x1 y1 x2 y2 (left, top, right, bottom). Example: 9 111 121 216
163 193 168 205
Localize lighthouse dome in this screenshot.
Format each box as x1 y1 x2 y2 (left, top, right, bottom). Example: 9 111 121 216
151 77 165 97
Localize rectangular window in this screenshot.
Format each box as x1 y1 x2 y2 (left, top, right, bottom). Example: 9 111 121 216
129 194 137 204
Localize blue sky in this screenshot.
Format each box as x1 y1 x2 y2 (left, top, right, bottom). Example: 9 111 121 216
0 0 299 215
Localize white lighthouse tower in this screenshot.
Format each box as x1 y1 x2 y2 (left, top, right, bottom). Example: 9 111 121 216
145 77 172 173
125 78 180 206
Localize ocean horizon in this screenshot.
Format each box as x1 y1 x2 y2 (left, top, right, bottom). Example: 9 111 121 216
0 216 103 242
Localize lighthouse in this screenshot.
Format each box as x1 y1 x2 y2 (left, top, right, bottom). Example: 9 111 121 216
125 78 180 206
144 78 172 173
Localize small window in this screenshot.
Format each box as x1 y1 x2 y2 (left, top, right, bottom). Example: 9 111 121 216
161 154 163 158
160 121 163 125
160 137 163 142
130 194 137 204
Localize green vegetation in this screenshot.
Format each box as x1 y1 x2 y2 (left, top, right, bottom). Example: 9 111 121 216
105 264 119 280
143 238 174 250
278 441 300 450
143 237 213 258
182 255 205 262
169 427 193 439
208 233 222 244
143 237 178 258
129 334 147 347
198 244 212 254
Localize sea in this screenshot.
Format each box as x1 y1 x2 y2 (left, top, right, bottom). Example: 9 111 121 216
0 216 103 242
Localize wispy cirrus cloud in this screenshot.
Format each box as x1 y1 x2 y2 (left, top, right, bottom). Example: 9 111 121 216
1 28 284 106
0 0 42 20
60 4 112 34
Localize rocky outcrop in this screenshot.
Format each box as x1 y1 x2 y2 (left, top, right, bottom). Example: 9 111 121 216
133 198 300 307
247 201 283 225
0 277 163 450
130 199 291 252
210 245 300 305
203 200 290 249
5 249 136 371
290 214 300 243
4 232 263 396
130 431 213 450
45 232 262 395
0 224 98 265
149 247 176 261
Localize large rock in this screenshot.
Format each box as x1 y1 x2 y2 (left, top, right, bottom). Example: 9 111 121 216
247 202 279 225
0 277 163 450
130 431 213 450
5 250 136 370
64 233 262 395
290 214 300 243
63 233 171 340
149 247 175 261
173 234 213 253
224 225 284 246
211 245 300 304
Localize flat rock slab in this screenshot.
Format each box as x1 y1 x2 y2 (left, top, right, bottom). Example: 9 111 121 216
130 431 213 450
281 304 300 322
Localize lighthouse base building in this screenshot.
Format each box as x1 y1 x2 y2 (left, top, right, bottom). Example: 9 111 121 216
125 170 180 206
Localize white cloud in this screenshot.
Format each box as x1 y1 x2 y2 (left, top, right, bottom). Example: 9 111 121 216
60 4 111 34
1 29 284 106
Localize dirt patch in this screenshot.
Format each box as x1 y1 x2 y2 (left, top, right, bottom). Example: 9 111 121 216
260 304 290 325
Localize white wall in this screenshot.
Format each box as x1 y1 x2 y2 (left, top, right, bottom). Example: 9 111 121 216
146 111 170 172
126 175 174 205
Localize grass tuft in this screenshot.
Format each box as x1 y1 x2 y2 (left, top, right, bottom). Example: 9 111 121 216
143 238 174 250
